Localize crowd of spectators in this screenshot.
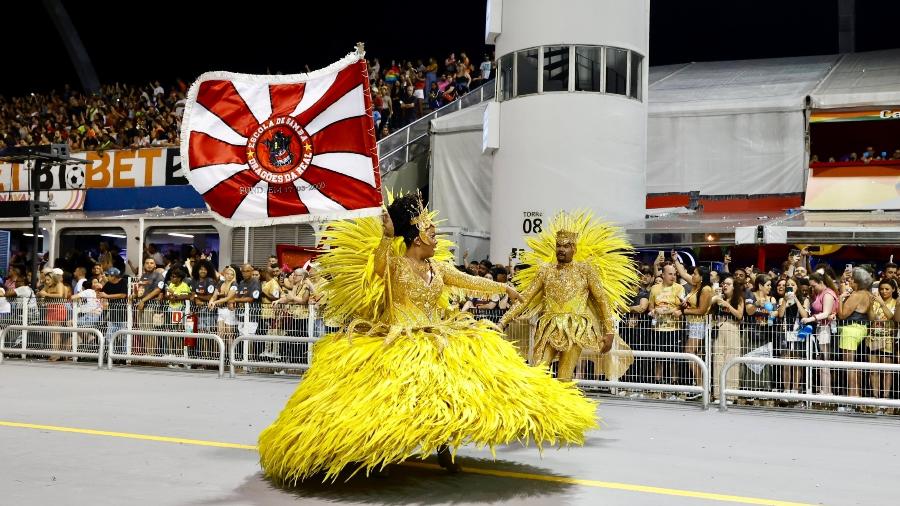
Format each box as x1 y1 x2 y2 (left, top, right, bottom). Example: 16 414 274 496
0 243 335 369
618 247 900 412
0 51 495 151
811 145 900 164
0 81 186 152
368 52 494 138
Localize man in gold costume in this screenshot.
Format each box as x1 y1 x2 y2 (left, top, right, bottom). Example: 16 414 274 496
500 212 636 381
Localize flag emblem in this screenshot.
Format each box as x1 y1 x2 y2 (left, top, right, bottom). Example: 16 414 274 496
181 51 382 225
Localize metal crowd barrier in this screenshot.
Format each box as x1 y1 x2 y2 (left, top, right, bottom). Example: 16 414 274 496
229 334 320 378
0 325 105 368
107 330 225 377
719 357 900 411
577 350 711 409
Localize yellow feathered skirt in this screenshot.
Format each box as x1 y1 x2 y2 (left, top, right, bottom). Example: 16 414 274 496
257 318 598 483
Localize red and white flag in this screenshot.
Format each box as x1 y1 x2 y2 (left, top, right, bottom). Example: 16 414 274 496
180 50 382 225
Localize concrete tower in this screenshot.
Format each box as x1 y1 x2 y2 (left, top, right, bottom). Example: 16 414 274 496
487 0 649 261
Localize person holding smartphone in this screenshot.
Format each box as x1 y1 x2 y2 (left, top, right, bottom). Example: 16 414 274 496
710 275 744 402
776 278 809 400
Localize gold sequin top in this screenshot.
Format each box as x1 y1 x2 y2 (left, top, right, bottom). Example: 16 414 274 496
501 261 614 355
373 237 506 326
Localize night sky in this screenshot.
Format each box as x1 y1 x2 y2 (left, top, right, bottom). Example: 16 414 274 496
3 0 899 96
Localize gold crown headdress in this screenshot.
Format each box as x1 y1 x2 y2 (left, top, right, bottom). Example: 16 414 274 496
556 230 578 246
409 189 436 245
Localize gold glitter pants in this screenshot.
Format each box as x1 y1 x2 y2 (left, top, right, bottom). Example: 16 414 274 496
537 344 583 381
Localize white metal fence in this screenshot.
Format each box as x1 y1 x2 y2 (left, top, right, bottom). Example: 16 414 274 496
3 296 899 415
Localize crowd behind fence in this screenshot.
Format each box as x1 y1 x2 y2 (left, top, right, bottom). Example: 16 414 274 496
2 296 899 414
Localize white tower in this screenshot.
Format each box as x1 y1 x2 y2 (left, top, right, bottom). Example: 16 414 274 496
487 0 649 261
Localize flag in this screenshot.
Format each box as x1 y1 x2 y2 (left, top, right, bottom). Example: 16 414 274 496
180 49 382 226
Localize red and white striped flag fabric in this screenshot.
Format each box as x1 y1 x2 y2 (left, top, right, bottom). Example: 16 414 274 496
181 50 382 225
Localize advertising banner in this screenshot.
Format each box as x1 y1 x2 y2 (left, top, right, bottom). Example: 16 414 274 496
0 147 186 192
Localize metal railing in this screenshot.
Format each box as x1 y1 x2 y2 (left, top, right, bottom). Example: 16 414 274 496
0 325 105 368
229 334 319 378
378 80 494 175
107 329 225 377
577 350 711 409
719 357 900 412
2 296 897 417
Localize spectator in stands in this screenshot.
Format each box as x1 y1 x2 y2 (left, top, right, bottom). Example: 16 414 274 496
445 53 457 75
648 263 684 396
71 278 103 349
437 73 452 93
71 266 88 294
425 57 439 98
191 260 217 359
38 268 69 361
862 146 876 162
682 266 712 397
428 82 442 109
3 266 21 292
164 268 192 363
867 278 897 409
891 149 900 160
455 61 472 95
98 267 128 355
479 54 493 81
399 85 418 127
837 268 873 404
234 264 262 357
259 267 283 360
209 265 238 356
742 274 775 404
306 265 328 338
711 275 744 402
622 264 652 388
135 257 164 356
777 277 809 400
90 263 107 288
801 272 839 396
883 262 898 281
275 267 311 362
379 85 392 130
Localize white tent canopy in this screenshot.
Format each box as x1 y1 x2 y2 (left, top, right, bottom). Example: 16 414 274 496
647 54 840 197
810 49 900 109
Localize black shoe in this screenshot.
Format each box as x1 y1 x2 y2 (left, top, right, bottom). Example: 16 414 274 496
436 446 461 474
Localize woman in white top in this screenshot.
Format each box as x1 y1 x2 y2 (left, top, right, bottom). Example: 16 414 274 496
209 265 238 352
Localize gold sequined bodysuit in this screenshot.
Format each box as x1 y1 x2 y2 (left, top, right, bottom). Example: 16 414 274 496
501 261 614 360
373 237 505 328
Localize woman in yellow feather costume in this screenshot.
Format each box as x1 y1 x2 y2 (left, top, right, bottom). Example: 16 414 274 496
258 193 598 484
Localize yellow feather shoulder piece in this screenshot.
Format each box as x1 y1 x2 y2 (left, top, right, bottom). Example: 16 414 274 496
514 210 639 319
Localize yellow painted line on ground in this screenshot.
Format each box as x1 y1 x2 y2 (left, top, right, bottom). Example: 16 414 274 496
0 420 813 506
0 421 257 450
405 462 814 505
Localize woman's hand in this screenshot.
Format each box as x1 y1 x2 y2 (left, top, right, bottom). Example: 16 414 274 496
505 285 521 303
382 210 394 238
